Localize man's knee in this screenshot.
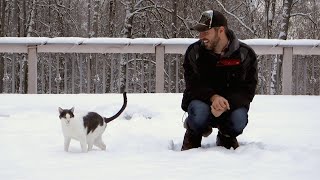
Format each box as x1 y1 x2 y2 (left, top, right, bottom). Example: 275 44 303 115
187 100 211 133
221 107 248 137
188 100 211 115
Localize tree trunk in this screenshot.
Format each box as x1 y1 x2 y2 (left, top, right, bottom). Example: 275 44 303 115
0 0 6 93
312 0 319 39
119 0 136 92
87 0 91 37
270 0 293 94
278 0 293 40
108 0 115 36
22 0 26 37
27 0 36 37
171 0 177 38
123 0 133 38
265 0 276 38
92 0 99 37
106 0 116 92
11 0 18 36
0 0 5 36
92 0 99 92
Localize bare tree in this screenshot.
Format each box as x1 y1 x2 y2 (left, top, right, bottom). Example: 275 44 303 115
171 0 177 38
92 0 100 37
0 0 6 92
263 0 277 38
26 0 37 37
278 0 293 40
108 0 116 37
270 0 293 94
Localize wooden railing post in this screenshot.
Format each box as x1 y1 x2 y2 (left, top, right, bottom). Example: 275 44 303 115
282 47 293 95
155 45 165 93
27 46 37 94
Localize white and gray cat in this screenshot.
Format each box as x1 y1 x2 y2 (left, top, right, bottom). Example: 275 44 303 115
58 92 127 153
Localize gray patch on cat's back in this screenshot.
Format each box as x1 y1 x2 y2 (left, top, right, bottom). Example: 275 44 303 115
83 112 104 134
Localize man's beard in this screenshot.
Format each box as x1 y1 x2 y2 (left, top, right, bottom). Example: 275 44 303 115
203 36 220 52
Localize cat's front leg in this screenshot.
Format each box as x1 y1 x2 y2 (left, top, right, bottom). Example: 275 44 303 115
88 141 94 151
64 137 71 152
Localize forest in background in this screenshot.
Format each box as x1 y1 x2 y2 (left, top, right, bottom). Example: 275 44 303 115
0 0 319 94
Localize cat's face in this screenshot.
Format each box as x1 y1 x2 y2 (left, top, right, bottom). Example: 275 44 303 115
58 107 75 124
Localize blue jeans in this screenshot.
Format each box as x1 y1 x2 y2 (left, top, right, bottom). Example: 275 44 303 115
186 100 248 137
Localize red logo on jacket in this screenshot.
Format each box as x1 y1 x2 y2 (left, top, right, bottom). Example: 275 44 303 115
216 59 241 67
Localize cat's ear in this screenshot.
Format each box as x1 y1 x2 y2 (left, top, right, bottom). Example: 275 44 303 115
58 107 63 114
70 107 75 113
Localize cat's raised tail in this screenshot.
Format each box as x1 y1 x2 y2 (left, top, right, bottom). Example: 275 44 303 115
104 92 127 123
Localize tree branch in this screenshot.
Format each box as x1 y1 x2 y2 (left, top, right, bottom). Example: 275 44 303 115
290 12 318 27
134 0 145 9
132 5 158 16
147 3 194 36
292 0 300 7
213 0 258 37
230 1 245 13
145 9 171 38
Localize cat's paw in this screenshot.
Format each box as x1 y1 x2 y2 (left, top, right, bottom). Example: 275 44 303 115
101 144 106 150
81 149 88 153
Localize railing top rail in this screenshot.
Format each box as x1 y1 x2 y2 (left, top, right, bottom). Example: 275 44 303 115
0 37 319 55
0 37 319 46
241 39 320 47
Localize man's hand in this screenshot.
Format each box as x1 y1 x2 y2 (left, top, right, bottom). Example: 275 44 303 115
211 106 226 117
210 95 230 117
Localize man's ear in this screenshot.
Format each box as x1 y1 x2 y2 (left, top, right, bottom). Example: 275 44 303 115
219 26 225 34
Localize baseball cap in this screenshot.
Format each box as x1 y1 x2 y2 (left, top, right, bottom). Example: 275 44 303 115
190 10 228 32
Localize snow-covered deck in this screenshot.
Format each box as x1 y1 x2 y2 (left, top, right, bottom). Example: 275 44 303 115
0 94 319 180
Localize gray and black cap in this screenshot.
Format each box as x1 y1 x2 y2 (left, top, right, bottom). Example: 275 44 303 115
190 10 228 32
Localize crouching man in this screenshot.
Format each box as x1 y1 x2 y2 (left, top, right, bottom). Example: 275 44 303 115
181 9 258 151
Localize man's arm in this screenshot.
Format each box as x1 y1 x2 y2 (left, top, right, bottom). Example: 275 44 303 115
225 48 258 110
183 43 217 105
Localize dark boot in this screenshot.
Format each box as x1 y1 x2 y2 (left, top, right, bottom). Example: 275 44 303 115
181 129 202 151
202 126 213 137
183 118 212 137
216 131 239 149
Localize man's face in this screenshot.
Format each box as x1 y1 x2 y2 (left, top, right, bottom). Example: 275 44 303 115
199 27 220 51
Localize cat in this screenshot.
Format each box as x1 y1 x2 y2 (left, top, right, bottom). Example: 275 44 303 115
58 92 127 153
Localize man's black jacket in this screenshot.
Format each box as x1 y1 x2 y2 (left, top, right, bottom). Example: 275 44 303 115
181 30 258 112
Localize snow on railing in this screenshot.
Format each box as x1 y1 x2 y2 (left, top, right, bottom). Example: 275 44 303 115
0 37 319 53
0 37 320 94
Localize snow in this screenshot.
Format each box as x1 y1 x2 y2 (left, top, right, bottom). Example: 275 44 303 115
0 37 48 45
130 38 166 45
83 38 131 45
241 39 320 47
163 38 198 45
0 37 319 47
46 37 87 45
0 93 319 180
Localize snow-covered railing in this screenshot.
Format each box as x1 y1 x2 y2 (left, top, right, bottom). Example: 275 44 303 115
0 37 319 94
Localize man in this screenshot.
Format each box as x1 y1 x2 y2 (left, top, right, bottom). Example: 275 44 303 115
181 9 258 151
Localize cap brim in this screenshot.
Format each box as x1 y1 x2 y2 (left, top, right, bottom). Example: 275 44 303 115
190 24 210 32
